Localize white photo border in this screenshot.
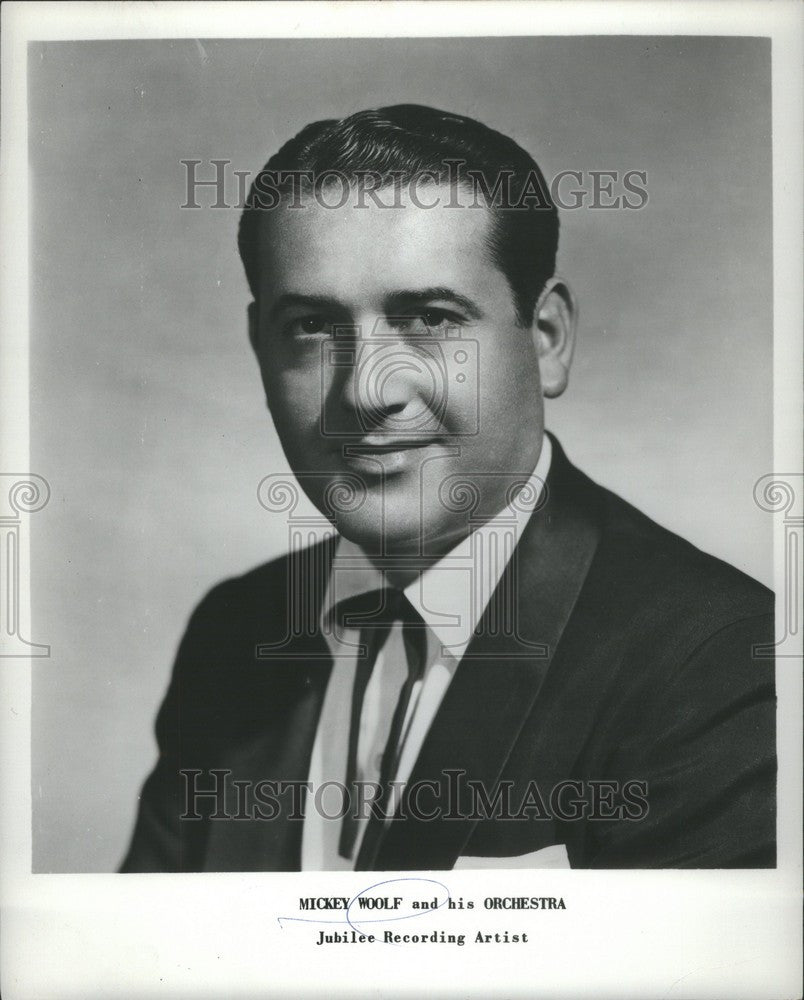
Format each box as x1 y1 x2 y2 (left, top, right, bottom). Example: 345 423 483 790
1 2 801 998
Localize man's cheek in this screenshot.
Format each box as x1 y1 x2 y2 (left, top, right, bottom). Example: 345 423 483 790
270 371 323 421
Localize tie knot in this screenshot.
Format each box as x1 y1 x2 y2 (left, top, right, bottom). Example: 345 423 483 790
331 587 428 682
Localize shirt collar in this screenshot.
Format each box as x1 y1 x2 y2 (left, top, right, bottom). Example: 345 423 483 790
321 435 552 662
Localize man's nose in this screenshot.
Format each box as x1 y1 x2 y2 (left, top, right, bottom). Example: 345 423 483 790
338 317 443 431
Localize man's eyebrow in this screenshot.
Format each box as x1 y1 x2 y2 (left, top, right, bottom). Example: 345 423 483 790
266 288 484 323
384 287 483 320
267 293 346 323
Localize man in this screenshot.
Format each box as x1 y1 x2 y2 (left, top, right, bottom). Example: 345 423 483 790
122 105 775 872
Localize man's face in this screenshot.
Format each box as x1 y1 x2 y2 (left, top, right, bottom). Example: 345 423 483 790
251 182 562 556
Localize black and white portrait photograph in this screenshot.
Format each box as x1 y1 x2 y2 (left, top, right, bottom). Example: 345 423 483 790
2 2 801 998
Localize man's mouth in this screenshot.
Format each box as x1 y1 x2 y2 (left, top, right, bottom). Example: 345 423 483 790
356 437 436 451
338 437 442 475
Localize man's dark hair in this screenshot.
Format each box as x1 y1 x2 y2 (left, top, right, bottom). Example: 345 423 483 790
237 104 558 325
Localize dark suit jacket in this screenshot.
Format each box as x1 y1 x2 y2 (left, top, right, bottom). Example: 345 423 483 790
121 437 776 871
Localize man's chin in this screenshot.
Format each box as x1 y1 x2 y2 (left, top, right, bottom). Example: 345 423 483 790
334 513 468 560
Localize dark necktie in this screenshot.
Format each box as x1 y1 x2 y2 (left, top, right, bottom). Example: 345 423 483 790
333 587 427 862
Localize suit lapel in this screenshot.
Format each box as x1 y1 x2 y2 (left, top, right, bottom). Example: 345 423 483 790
366 439 602 870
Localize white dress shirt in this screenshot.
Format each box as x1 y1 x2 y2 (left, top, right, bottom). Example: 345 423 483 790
301 436 553 870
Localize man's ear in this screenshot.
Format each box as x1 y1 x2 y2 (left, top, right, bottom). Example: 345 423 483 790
247 300 259 355
533 276 577 398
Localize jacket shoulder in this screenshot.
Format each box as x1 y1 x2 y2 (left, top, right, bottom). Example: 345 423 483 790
591 476 772 629
547 438 771 630
182 536 335 651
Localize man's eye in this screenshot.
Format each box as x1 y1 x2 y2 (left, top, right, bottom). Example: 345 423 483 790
421 309 449 328
292 315 329 336
394 309 454 331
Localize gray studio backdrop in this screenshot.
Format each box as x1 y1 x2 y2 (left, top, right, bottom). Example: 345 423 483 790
29 36 772 872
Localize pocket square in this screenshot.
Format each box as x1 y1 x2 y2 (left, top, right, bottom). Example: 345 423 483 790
452 843 570 870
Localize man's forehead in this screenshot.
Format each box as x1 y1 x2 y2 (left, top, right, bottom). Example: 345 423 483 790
256 181 497 298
